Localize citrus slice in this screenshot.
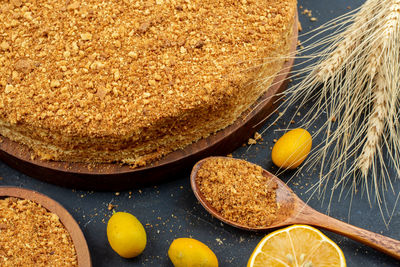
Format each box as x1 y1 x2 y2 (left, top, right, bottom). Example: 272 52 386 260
247 225 346 267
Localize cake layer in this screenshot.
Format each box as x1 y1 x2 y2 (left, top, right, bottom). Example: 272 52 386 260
0 0 297 166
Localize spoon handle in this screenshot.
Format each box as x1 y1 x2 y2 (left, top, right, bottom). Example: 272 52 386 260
299 208 400 260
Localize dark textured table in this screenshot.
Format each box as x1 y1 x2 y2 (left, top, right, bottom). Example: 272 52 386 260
1 0 399 266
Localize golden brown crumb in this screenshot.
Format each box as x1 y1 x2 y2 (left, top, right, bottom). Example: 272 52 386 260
248 138 257 145
302 8 312 17
196 157 278 228
0 198 77 266
254 132 262 141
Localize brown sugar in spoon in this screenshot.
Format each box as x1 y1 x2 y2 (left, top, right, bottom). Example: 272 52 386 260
190 157 400 260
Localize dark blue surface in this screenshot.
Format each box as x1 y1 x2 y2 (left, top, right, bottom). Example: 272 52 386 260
1 1 399 266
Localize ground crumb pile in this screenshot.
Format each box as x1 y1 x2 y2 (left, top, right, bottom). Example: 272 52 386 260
0 197 78 266
196 157 279 228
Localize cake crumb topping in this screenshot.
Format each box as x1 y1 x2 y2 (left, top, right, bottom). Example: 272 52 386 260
0 0 295 136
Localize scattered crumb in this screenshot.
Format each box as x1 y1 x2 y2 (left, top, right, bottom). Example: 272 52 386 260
107 203 116 211
302 8 312 17
248 138 257 145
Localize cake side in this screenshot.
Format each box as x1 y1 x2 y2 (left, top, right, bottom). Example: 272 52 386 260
0 0 297 166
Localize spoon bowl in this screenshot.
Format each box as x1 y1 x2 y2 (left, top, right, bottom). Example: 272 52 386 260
191 158 296 230
190 157 400 260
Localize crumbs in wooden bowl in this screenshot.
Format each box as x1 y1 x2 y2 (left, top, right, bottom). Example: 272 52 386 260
0 197 78 266
196 157 279 228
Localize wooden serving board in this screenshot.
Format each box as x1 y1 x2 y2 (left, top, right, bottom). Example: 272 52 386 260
0 187 91 267
0 18 298 190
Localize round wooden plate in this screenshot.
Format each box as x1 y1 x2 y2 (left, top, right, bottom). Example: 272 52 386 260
0 187 91 267
0 16 298 190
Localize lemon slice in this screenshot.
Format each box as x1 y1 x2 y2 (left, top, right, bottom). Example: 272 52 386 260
247 225 346 267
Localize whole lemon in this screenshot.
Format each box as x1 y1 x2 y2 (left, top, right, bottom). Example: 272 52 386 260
271 128 312 169
168 238 218 267
107 212 147 258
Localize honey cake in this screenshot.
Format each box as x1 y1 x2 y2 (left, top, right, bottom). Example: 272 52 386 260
0 0 297 167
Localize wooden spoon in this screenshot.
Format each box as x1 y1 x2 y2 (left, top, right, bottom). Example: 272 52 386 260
190 157 400 260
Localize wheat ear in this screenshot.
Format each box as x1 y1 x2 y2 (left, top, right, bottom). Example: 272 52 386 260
315 0 381 82
357 72 387 177
357 1 400 177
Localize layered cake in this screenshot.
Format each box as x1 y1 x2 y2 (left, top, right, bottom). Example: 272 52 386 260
0 0 297 167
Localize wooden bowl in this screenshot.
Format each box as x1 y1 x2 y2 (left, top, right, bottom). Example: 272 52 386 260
0 14 298 190
0 187 91 267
